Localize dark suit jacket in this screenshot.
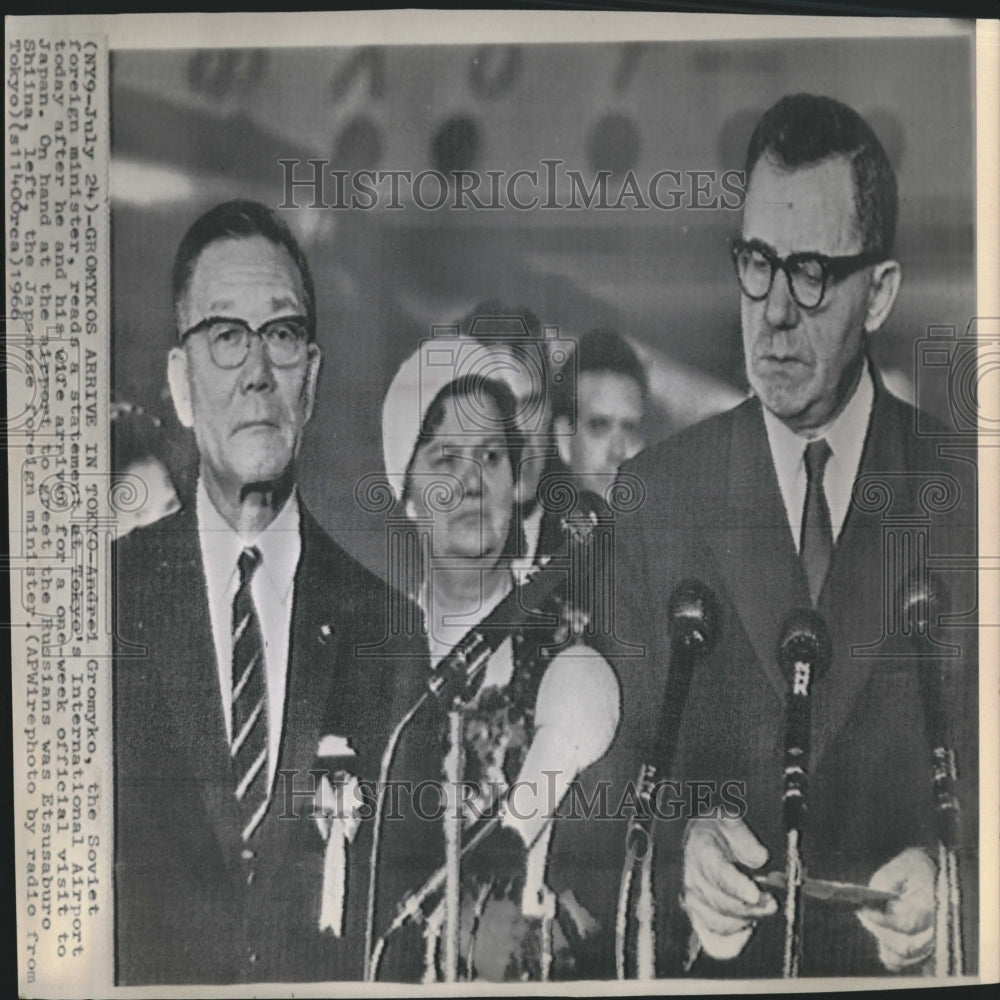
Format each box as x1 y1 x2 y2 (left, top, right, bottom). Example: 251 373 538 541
529 462 629 662
551 378 978 978
113 503 428 984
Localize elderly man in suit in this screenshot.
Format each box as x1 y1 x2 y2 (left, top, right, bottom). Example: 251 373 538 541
563 94 978 979
113 200 423 984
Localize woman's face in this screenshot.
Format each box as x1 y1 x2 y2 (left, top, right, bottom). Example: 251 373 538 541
406 391 515 563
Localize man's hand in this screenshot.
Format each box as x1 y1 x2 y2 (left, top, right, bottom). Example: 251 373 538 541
682 816 778 959
856 847 935 972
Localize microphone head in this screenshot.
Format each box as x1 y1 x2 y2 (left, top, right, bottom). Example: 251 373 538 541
898 570 947 636
668 581 720 655
778 608 831 682
545 474 606 543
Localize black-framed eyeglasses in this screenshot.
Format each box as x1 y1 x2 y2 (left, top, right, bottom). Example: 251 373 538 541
729 237 884 310
179 316 310 369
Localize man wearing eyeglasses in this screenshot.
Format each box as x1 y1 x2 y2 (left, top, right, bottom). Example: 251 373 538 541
589 94 978 977
113 201 424 984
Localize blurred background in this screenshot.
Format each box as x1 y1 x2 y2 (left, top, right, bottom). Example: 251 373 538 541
110 32 976 574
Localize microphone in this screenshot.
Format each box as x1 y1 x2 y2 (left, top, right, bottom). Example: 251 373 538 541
617 582 719 980
777 609 831 835
899 574 959 849
898 574 965 976
500 646 620 849
427 526 596 706
633 582 720 834
379 647 619 943
777 609 830 979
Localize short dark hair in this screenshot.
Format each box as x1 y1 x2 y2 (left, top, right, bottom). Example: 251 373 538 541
403 374 522 505
553 327 647 421
171 199 316 339
458 298 552 388
745 94 898 258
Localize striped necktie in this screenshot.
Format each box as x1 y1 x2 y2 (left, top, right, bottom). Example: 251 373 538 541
800 439 833 606
231 546 269 842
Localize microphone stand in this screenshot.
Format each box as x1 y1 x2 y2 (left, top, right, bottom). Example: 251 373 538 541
363 691 428 983
904 576 964 976
443 706 464 983
777 610 830 980
369 816 501 980
933 796 963 975
615 583 719 979
927 722 963 976
363 635 494 983
364 568 550 980
366 518 596 981
782 827 804 979
616 765 657 980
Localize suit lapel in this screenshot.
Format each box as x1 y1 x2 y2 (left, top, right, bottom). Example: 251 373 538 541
258 512 344 861
707 400 811 701
812 381 905 765
152 509 244 871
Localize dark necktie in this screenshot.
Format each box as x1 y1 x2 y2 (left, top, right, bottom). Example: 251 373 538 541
231 546 269 842
800 439 833 605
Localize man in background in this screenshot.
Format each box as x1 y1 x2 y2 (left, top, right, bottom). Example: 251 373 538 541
552 326 647 499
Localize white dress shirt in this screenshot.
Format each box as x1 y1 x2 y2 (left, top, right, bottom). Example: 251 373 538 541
761 362 875 553
197 479 301 792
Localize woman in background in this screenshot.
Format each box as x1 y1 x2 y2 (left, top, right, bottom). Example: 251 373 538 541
378 342 619 981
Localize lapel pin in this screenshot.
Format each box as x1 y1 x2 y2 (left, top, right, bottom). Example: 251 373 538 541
318 623 336 645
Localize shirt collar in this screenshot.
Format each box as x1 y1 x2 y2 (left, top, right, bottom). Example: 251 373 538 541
196 477 301 603
822 361 875 478
761 359 875 480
